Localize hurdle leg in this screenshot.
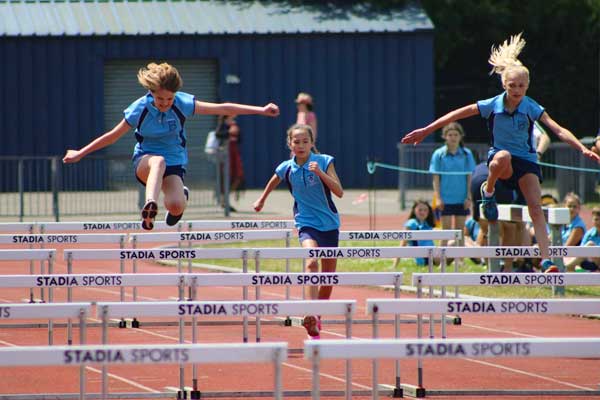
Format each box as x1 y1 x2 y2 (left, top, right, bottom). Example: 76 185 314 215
79 308 87 400
427 250 434 339
255 250 262 342
48 256 54 345
178 277 186 399
440 249 447 339
550 224 566 296
274 348 283 400
101 306 109 400
345 305 353 400
284 234 292 326
416 279 425 392
393 275 402 398
119 237 125 303
242 250 249 343
487 222 501 272
311 347 321 400
67 254 73 345
190 277 201 400
453 236 462 325
371 307 379 400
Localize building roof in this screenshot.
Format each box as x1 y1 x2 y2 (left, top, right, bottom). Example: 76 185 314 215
0 0 433 37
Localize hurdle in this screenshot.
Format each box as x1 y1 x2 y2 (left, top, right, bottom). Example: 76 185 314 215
0 249 55 303
0 302 90 346
0 222 35 233
304 337 600 400
366 297 600 398
481 205 570 275
0 342 288 400
96 299 354 399
130 229 293 302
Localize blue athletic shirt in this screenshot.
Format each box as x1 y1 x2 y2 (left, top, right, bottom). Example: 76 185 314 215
429 145 475 204
581 227 600 246
275 152 340 232
561 214 586 245
124 91 196 167
404 218 434 266
477 93 545 164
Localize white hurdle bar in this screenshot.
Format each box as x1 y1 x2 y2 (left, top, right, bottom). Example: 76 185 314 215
413 272 600 287
481 205 570 274
304 337 600 400
0 302 91 345
129 229 293 301
0 222 35 233
0 342 288 400
37 220 181 232
0 249 56 303
339 229 462 241
366 298 600 396
96 299 354 398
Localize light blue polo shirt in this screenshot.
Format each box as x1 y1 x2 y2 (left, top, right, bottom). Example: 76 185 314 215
477 93 545 164
275 152 340 231
429 145 475 204
404 218 434 266
581 227 600 246
125 91 196 167
561 215 587 245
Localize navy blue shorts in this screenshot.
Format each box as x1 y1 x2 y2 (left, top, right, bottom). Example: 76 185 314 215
487 153 542 191
298 227 339 248
441 203 470 216
133 156 185 186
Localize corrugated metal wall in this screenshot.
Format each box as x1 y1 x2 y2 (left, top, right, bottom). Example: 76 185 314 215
0 32 433 188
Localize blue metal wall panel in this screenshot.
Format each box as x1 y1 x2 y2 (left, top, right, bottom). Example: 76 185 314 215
0 32 433 188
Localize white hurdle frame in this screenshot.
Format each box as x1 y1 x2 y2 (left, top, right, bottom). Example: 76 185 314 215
481 205 569 275
96 299 354 400
0 342 288 400
367 297 600 398
305 337 600 400
0 248 55 304
0 302 90 355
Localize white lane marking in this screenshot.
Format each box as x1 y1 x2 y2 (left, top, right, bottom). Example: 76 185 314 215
463 358 595 391
85 366 161 393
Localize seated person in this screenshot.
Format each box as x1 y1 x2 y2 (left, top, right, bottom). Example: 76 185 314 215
393 199 437 268
566 207 600 272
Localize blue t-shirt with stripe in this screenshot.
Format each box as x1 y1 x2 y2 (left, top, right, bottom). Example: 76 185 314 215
561 215 587 245
477 93 545 164
275 152 340 232
429 145 476 204
581 227 600 246
124 91 196 167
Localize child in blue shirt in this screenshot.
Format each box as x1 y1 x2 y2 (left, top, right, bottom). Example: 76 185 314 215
566 207 599 272
253 123 343 339
395 199 435 267
401 33 600 273
429 122 476 242
63 62 279 230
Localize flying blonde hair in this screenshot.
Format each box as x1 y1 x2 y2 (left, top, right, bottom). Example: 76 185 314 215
137 62 183 93
488 33 529 82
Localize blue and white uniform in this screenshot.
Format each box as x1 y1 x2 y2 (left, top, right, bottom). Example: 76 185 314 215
477 93 544 164
124 91 196 168
275 152 340 232
404 218 434 266
429 145 476 205
581 226 600 246
561 215 587 246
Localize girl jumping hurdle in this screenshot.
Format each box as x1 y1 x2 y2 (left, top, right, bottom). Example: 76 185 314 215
401 33 600 272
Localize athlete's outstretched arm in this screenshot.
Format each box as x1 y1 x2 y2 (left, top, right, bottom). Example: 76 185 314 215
253 174 282 212
63 119 131 163
195 101 279 117
540 112 600 163
402 104 479 145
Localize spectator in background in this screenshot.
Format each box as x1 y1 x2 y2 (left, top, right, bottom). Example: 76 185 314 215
296 92 318 144
567 207 600 272
216 115 245 209
392 199 437 268
429 122 476 245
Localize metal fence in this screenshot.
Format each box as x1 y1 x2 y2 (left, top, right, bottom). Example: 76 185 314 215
397 142 599 208
0 149 232 221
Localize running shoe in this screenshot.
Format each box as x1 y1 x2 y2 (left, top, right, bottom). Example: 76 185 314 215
303 315 320 339
479 182 498 222
541 259 560 273
141 199 158 230
165 186 189 226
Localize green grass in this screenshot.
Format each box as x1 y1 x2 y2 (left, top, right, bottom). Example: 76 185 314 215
188 239 600 299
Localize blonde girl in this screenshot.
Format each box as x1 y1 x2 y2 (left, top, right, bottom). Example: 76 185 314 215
402 33 600 272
